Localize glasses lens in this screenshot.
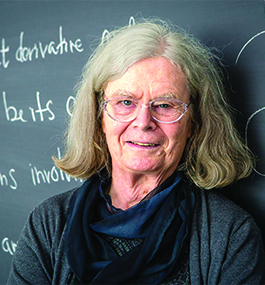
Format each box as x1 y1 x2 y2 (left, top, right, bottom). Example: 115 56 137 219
150 98 185 122
105 97 139 121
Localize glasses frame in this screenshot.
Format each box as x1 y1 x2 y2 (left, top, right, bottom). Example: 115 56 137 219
103 96 190 124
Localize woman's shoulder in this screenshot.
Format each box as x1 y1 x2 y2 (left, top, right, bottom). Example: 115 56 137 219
189 186 265 283
192 186 261 238
36 187 78 212
28 186 80 231
195 187 250 219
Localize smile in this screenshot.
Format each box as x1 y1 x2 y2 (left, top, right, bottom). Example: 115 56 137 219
128 141 159 147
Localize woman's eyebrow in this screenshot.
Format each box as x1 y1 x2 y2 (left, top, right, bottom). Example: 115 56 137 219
108 90 180 100
110 90 136 98
154 92 179 99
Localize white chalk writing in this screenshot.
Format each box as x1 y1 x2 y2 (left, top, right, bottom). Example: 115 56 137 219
245 107 265 177
101 16 135 44
66 95 75 116
0 38 10 68
1 237 17 256
0 169 17 190
29 148 81 186
235 30 265 64
2 91 55 122
15 26 83 63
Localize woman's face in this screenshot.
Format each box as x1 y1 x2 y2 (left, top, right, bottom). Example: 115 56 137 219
102 57 191 177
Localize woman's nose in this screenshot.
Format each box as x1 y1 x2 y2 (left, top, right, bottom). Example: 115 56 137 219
131 105 157 131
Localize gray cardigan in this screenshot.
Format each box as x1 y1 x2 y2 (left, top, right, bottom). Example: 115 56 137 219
7 186 265 284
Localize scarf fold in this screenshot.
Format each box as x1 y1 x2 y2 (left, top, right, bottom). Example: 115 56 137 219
65 170 195 284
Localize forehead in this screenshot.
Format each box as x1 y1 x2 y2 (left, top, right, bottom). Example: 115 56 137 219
105 57 188 98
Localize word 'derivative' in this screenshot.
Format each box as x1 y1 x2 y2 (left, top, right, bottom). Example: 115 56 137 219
15 26 83 63
0 26 83 68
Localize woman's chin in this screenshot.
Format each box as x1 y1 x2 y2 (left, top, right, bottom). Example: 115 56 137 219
119 157 166 174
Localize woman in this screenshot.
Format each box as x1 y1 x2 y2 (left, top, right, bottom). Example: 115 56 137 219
7 19 265 284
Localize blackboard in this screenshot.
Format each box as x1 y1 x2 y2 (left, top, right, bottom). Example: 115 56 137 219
1 1 265 283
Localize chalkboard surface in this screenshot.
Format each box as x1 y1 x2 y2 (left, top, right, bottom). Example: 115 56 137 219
1 1 265 282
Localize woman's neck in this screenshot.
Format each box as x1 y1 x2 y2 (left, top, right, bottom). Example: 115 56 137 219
108 168 174 210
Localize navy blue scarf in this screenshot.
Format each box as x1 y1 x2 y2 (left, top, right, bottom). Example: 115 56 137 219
65 171 195 284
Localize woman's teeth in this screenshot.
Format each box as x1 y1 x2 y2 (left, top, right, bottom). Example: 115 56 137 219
129 141 157 147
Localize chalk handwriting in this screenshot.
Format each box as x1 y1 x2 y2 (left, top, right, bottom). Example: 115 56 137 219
29 148 81 186
0 38 10 68
66 95 75 116
0 168 17 190
1 237 17 255
29 92 55 122
235 30 265 64
101 16 135 44
3 91 27 122
15 26 83 63
2 91 55 122
101 29 111 44
128 16 135 26
245 107 265 177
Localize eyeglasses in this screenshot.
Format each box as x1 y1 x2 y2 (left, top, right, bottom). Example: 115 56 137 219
103 96 190 123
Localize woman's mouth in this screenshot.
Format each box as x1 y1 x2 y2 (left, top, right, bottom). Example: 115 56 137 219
127 141 159 147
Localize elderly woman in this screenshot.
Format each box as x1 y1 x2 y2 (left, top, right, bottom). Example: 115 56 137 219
8 20 265 284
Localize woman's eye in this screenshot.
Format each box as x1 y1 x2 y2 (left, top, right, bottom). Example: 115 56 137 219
153 102 173 109
159 103 169 109
122 100 132 106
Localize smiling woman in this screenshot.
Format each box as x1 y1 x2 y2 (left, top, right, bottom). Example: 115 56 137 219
7 18 265 284
54 20 253 190
101 57 191 209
